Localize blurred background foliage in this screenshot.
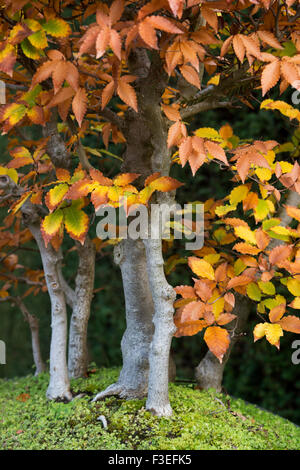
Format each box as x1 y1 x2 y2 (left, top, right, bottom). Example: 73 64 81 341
0 89 299 425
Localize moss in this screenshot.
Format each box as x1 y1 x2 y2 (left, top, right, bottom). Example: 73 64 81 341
0 367 299 450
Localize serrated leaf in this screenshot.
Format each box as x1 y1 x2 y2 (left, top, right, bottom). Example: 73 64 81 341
72 88 87 127
64 205 89 244
149 176 183 192
41 210 64 246
117 79 137 112
229 185 249 205
45 183 69 212
21 38 43 59
43 18 71 38
234 226 257 245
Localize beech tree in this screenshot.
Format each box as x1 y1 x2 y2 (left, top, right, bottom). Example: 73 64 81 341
0 0 300 417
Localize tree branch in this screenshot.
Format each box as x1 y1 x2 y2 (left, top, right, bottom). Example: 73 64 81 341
180 99 237 120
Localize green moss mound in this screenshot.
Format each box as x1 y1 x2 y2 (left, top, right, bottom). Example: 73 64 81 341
0 367 299 450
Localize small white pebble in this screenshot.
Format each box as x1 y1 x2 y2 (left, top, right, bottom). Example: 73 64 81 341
97 415 108 429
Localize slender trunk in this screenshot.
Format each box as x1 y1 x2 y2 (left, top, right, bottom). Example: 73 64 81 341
94 238 155 400
143 237 177 416
17 299 46 375
195 294 252 391
68 237 96 378
29 224 72 400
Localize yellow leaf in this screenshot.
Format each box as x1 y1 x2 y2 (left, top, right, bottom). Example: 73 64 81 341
212 296 225 320
253 323 267 341
265 323 283 349
229 185 249 205
188 257 215 280
194 127 222 141
287 279 300 296
234 226 257 245
254 199 269 222
289 297 300 309
215 204 236 216
255 168 272 181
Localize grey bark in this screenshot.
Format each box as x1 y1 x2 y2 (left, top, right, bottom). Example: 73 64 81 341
143 237 177 416
195 294 251 392
15 298 46 375
93 238 155 400
29 223 72 400
0 175 71 399
68 236 96 378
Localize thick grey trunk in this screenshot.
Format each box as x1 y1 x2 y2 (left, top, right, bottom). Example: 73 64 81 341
94 238 155 400
195 294 251 391
143 237 177 417
68 237 96 378
29 224 72 400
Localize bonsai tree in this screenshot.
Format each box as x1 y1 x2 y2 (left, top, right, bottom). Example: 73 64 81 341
0 0 299 416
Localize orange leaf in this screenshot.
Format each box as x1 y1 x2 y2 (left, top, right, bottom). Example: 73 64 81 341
174 285 196 298
227 275 252 289
114 173 140 186
279 315 300 334
261 60 280 96
139 19 158 49
269 304 285 323
147 15 183 34
117 79 138 112
179 65 200 88
269 245 292 266
204 326 230 363
149 176 183 192
72 88 87 127
181 300 204 322
217 313 237 326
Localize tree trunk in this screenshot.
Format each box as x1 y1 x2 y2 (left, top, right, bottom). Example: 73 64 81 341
195 294 251 392
16 299 46 375
68 236 96 378
94 238 155 400
29 224 72 401
143 237 177 416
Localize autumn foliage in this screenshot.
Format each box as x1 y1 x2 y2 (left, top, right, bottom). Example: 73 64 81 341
0 0 300 414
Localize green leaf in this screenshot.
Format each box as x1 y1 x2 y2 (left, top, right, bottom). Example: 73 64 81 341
41 210 64 246
247 282 262 302
258 281 275 296
64 204 89 244
43 18 71 38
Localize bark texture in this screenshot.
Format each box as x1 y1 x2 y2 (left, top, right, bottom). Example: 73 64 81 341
68 236 96 378
16 298 46 375
195 294 251 392
29 223 72 400
143 237 177 416
94 238 155 400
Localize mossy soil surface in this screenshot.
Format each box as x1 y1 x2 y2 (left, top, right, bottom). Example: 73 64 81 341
0 367 299 450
